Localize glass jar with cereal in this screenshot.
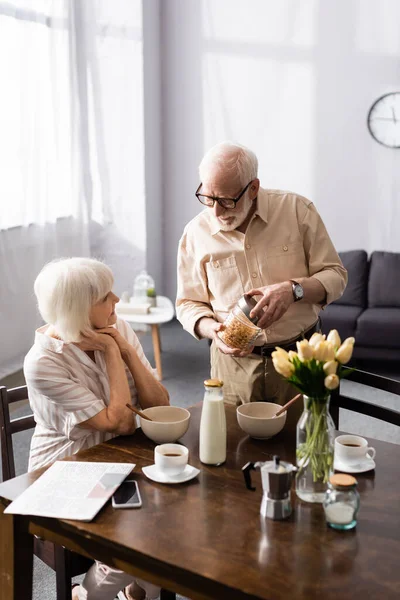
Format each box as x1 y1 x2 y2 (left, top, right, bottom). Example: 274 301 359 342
218 295 262 351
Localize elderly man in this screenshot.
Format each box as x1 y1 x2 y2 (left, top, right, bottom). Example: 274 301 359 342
176 141 347 427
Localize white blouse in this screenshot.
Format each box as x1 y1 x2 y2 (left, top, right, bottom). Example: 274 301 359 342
24 318 156 471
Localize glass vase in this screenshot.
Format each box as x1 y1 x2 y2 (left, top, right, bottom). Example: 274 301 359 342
295 395 335 503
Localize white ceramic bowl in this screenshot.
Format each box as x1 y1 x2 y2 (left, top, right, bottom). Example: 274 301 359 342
139 406 191 443
236 402 287 439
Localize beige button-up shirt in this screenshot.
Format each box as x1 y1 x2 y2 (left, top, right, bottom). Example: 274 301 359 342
176 188 347 345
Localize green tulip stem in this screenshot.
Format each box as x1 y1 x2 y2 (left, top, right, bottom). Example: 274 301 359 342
296 398 333 484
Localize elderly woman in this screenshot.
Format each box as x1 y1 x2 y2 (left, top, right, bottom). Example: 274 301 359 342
24 257 169 600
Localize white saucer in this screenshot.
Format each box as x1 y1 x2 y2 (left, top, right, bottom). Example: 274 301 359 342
142 464 200 484
334 457 376 474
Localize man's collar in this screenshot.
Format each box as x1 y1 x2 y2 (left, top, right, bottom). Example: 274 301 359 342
254 187 269 224
210 215 222 236
209 187 269 235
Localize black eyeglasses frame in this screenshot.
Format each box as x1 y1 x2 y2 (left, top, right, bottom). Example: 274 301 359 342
195 180 253 209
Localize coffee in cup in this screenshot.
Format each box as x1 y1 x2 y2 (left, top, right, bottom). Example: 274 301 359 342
154 443 189 476
335 435 376 465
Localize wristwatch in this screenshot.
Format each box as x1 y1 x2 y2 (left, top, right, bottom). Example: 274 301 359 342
290 280 304 302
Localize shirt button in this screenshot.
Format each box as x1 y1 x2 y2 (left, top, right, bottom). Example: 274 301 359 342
246 244 251 249
283 245 288 251
266 329 271 334
252 272 257 278
214 262 219 268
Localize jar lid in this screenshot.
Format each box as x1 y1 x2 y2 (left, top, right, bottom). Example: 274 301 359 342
329 474 357 488
237 294 259 324
204 379 224 387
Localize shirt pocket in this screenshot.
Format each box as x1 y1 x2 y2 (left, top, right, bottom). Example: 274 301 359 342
264 241 308 282
205 255 244 310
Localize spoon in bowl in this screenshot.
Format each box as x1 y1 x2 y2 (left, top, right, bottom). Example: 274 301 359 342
274 393 302 418
125 403 153 421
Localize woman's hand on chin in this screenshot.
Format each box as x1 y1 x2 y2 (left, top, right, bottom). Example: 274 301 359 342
95 326 132 357
74 330 119 353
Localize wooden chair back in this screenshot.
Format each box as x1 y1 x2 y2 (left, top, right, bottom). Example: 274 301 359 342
0 385 35 481
330 369 400 429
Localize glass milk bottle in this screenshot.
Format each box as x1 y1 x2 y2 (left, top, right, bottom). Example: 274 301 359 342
199 379 227 465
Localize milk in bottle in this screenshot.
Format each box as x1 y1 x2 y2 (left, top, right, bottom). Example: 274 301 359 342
199 379 226 465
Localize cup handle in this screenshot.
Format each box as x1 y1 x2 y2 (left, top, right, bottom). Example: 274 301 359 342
367 447 376 460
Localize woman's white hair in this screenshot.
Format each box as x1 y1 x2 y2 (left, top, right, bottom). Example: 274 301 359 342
199 141 258 186
34 257 114 343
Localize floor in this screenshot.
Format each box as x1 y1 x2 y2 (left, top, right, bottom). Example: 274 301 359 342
1 319 400 599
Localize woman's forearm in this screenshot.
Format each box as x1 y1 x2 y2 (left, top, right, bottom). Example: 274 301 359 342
122 347 170 408
104 345 137 433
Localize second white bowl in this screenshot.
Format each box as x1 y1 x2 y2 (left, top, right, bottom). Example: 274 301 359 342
236 402 286 439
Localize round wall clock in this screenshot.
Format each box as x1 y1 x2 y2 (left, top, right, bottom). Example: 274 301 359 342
367 92 400 148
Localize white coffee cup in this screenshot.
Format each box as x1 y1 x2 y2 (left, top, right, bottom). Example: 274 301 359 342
154 443 189 476
335 435 376 465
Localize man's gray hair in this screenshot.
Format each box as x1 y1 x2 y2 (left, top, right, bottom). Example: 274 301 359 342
34 257 114 343
199 141 258 186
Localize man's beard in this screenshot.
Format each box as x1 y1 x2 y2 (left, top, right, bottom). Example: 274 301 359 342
213 198 253 231
215 215 242 231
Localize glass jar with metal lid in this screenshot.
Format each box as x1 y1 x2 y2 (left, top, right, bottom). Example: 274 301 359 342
323 473 360 530
218 294 262 351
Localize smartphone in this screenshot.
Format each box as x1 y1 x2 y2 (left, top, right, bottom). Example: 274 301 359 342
111 480 142 509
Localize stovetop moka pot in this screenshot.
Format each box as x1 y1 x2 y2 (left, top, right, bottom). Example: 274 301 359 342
242 455 296 520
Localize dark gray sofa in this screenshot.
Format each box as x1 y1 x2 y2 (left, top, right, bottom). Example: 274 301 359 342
320 250 400 361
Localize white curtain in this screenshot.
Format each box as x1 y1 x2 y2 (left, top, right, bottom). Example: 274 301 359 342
0 0 146 378
0 0 88 229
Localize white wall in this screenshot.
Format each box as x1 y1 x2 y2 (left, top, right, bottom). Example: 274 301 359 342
160 0 400 300
143 0 163 293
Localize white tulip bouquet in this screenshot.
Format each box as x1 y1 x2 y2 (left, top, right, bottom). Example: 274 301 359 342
272 329 354 399
272 329 355 485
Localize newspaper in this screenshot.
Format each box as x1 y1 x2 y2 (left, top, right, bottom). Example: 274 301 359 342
4 461 135 521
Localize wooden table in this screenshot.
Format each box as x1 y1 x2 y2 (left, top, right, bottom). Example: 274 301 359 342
1 404 400 600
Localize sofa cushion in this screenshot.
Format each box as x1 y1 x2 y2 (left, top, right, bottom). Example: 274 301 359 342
334 250 368 307
320 304 363 342
368 251 400 308
356 308 400 348
353 346 400 361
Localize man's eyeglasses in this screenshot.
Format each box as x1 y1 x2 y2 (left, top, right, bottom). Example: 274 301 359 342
195 181 252 210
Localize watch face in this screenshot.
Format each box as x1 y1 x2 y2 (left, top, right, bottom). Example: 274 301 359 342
367 92 400 148
292 282 303 301
295 284 304 300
